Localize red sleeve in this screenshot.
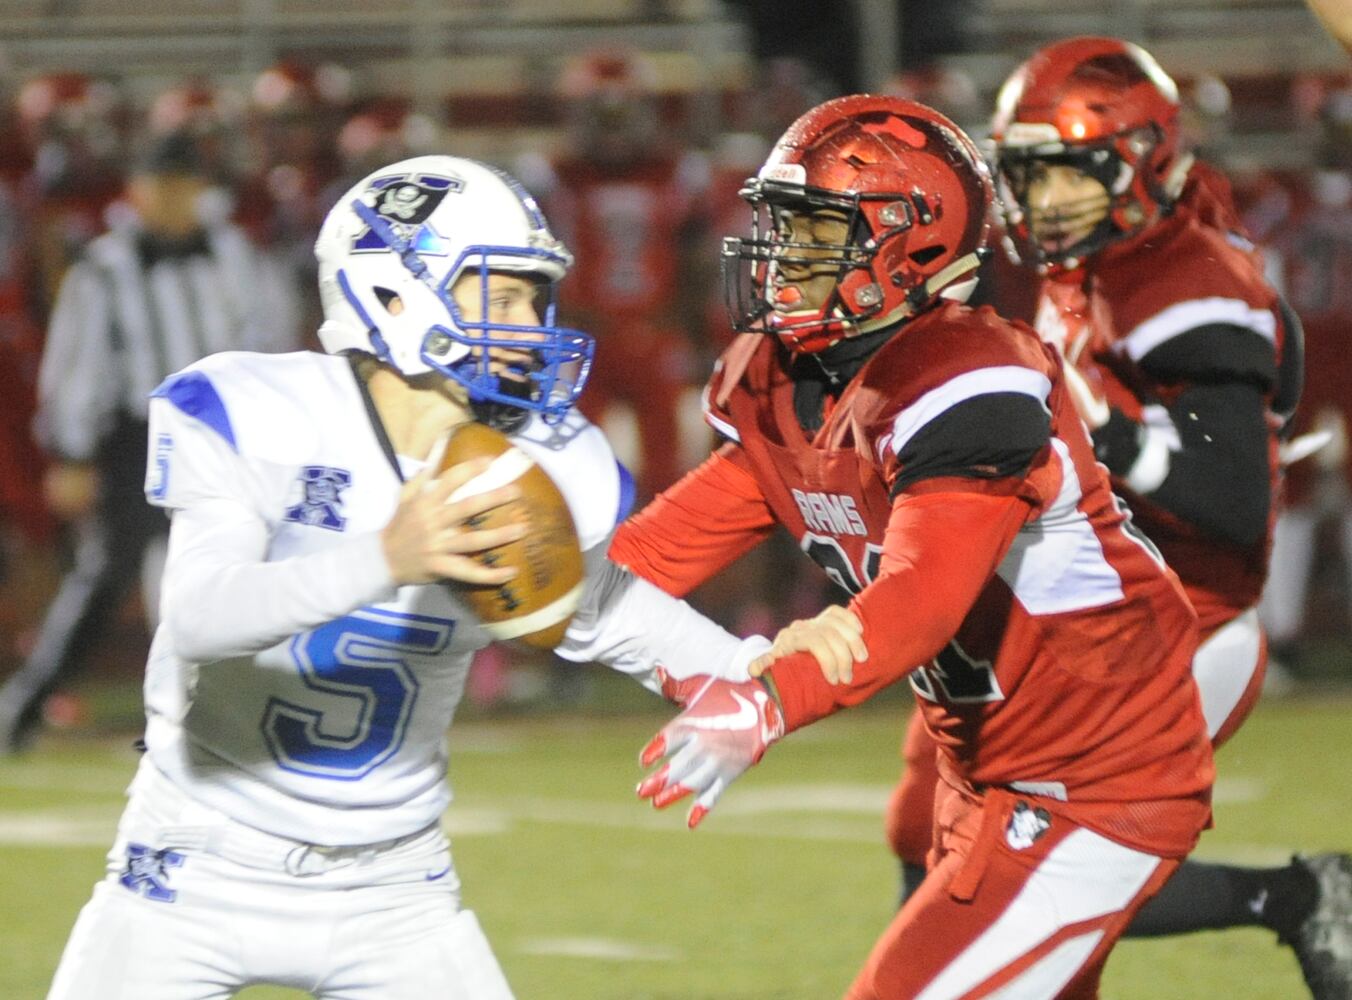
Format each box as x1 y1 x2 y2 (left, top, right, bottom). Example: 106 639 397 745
608 442 777 598
766 489 1032 731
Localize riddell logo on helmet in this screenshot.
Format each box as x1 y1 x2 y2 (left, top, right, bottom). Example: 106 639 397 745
759 163 807 184
1003 122 1061 147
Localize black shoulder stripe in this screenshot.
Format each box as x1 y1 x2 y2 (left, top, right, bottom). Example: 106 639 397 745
1138 323 1277 389
890 392 1051 498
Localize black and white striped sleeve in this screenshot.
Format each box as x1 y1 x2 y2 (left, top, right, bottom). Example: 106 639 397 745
883 366 1053 498
33 260 120 461
1114 297 1278 389
1096 299 1277 546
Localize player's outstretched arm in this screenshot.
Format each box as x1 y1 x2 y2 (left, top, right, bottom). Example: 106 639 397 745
636 674 785 828
759 489 1030 729
610 443 777 598
555 557 771 696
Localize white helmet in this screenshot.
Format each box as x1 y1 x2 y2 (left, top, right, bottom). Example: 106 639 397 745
315 154 593 423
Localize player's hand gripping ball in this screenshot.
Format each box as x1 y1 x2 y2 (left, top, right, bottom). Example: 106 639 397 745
439 422 583 649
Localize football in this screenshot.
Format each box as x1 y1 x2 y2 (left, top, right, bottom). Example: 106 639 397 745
438 421 584 650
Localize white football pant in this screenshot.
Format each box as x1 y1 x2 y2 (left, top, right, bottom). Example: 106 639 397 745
48 759 514 999
1192 607 1264 741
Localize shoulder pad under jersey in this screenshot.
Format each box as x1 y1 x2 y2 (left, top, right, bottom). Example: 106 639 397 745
511 408 635 553
151 352 352 462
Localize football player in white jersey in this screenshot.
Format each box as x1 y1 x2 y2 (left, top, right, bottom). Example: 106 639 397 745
46 155 770 1000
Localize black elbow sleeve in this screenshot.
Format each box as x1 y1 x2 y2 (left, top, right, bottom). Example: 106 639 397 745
1148 382 1272 547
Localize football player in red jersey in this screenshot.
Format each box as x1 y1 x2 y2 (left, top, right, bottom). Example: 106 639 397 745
881 37 1352 999
613 94 1215 999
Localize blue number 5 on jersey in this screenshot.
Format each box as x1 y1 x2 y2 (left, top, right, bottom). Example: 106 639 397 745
261 608 455 780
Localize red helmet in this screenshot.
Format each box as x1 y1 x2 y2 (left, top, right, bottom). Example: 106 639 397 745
723 94 993 355
991 37 1191 272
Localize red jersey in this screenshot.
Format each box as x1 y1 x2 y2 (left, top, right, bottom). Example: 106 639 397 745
532 151 708 330
1035 167 1293 634
614 301 1213 858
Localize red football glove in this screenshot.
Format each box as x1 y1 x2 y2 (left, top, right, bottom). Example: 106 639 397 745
636 676 785 828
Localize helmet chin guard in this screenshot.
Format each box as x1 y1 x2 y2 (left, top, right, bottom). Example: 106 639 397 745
315 155 594 423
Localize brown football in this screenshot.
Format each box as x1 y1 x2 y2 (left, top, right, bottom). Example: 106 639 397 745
438 421 584 650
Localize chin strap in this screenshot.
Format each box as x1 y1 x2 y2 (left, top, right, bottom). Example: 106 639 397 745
1161 151 1196 204
857 249 988 334
923 250 986 301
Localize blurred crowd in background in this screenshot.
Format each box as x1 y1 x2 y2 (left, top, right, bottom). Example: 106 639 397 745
0 1 1349 727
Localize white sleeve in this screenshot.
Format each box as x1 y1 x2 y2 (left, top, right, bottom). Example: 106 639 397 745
554 548 770 695
159 498 396 663
148 382 397 662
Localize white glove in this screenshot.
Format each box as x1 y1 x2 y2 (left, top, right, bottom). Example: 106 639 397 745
636 675 785 828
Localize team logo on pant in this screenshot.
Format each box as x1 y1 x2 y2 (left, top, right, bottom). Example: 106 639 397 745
119 843 185 902
284 466 353 531
1005 800 1052 850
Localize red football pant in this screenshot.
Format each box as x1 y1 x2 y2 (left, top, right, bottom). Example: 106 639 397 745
849 784 1176 1000
886 709 940 866
887 609 1266 868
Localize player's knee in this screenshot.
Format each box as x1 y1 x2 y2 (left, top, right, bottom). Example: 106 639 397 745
885 773 934 864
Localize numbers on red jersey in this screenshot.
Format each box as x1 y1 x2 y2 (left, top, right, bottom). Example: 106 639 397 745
909 640 1004 704
801 533 883 595
801 532 1004 704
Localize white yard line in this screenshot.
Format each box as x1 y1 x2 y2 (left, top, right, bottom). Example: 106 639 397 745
0 777 1275 856
0 810 118 847
515 937 680 962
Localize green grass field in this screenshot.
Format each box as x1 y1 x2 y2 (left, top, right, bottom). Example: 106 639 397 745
2 684 1349 999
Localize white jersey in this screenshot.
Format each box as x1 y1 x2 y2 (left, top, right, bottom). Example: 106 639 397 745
141 350 764 846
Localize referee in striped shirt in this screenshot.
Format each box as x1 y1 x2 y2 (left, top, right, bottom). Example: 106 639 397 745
0 131 302 752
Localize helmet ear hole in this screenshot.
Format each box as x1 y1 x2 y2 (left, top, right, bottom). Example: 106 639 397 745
909 245 946 266
373 287 401 312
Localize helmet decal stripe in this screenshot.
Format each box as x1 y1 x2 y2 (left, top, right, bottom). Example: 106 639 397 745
479 161 548 229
